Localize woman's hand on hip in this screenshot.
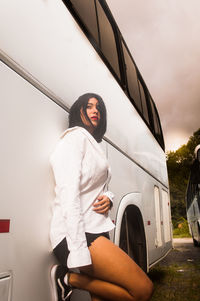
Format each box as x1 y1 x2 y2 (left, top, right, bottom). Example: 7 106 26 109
93 195 111 214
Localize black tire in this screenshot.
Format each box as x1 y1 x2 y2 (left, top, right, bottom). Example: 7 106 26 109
192 224 200 247
119 206 147 272
193 237 199 247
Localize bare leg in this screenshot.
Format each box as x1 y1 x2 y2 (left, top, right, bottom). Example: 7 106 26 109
90 294 109 301
69 236 153 301
70 273 134 301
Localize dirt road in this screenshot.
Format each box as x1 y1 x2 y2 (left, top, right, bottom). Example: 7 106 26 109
159 238 200 266
149 238 200 301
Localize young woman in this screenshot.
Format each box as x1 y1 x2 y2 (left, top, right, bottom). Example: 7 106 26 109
50 93 153 301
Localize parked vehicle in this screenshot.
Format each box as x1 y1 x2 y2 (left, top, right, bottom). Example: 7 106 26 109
0 1 172 300
186 145 200 247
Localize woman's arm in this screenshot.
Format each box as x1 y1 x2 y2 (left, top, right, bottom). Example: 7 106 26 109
51 131 91 268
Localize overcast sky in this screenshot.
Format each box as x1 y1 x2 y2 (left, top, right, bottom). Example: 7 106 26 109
107 0 200 152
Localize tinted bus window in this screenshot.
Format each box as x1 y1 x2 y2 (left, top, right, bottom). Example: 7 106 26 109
69 0 99 43
138 81 150 125
149 96 164 148
122 42 142 112
96 1 120 78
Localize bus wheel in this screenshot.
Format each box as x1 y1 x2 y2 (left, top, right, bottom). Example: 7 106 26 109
193 237 199 247
119 205 147 272
192 224 200 247
193 224 200 247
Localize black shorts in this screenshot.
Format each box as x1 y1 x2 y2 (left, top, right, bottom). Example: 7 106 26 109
53 232 110 266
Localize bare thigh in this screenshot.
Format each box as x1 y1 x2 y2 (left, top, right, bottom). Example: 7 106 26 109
80 236 153 299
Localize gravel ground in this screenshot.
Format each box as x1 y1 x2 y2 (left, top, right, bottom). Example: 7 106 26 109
149 238 200 301
159 238 200 265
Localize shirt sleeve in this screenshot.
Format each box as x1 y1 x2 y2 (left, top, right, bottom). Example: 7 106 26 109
51 131 92 268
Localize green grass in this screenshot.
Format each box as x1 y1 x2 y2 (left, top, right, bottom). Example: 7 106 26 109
173 233 191 238
173 217 191 238
149 262 200 301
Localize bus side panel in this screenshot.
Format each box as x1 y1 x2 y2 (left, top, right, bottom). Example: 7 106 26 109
0 0 168 187
0 61 69 301
107 143 172 266
187 200 200 243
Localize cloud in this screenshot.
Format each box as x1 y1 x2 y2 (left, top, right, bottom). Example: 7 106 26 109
107 0 200 151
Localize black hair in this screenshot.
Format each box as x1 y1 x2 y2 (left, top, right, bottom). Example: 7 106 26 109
68 93 107 143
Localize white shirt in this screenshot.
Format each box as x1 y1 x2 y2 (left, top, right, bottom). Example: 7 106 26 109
50 126 115 268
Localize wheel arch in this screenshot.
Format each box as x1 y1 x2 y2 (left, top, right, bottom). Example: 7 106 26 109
114 193 149 272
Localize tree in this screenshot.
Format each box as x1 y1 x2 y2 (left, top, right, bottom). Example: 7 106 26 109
166 128 200 227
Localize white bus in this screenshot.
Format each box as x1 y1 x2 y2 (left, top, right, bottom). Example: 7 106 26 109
186 145 200 247
0 0 172 300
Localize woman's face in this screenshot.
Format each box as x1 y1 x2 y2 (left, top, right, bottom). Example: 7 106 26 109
81 98 100 132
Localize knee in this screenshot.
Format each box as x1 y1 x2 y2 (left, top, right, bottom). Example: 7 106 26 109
145 279 154 300
138 279 154 301
129 276 153 301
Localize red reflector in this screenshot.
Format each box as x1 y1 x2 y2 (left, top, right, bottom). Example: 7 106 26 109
0 220 10 233
147 221 151 225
